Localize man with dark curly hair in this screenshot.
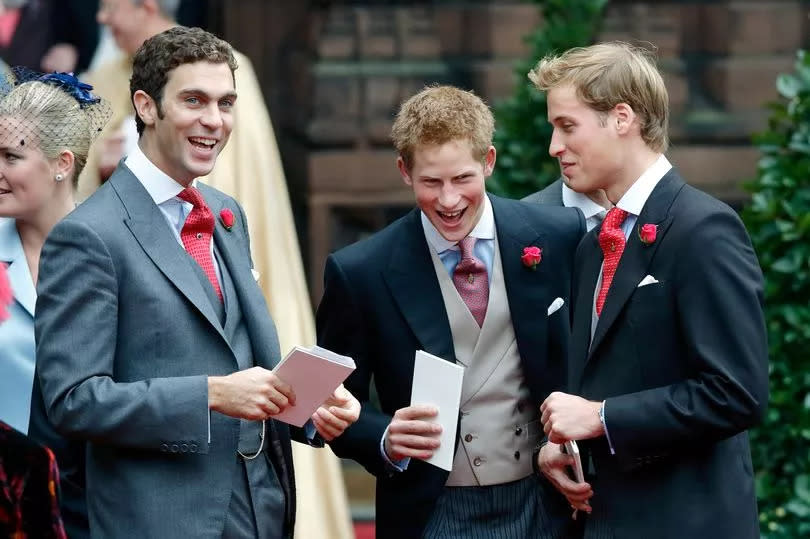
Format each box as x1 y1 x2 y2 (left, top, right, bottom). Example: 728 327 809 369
35 26 359 539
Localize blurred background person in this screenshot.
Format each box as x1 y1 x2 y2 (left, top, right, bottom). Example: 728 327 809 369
79 1 353 537
0 69 110 538
0 0 53 70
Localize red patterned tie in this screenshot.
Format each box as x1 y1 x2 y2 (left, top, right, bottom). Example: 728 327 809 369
177 187 223 302
452 236 489 326
596 207 629 316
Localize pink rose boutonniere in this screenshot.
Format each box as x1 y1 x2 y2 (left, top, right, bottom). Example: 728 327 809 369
0 263 12 322
521 246 542 270
220 208 235 231
639 223 657 245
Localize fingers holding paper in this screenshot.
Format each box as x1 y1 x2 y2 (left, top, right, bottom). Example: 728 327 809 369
312 384 361 441
384 405 441 461
208 366 296 421
538 442 593 513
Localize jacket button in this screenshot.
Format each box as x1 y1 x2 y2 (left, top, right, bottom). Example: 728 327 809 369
514 426 523 436
160 443 168 452
464 434 473 443
190 443 198 453
514 451 520 460
181 443 189 453
473 457 482 466
170 444 179 453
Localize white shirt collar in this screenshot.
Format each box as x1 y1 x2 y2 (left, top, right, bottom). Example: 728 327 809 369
615 154 672 216
561 182 607 219
124 143 194 205
420 194 495 254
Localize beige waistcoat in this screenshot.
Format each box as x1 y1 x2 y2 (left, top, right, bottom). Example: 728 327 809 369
429 239 538 486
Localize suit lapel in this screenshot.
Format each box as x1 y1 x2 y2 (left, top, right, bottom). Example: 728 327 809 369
111 168 227 342
588 170 685 359
490 195 549 362
570 229 601 387
384 210 455 363
0 218 35 316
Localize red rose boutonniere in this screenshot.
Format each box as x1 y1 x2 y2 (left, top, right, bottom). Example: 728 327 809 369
639 223 657 245
521 246 542 270
220 208 235 231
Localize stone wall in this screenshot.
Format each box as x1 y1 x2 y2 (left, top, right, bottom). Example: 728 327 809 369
220 0 810 302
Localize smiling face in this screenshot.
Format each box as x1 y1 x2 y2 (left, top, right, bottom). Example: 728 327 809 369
399 139 495 243
0 119 61 219
135 61 236 185
546 84 625 195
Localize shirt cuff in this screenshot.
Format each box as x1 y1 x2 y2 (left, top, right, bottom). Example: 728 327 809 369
380 425 409 472
600 400 615 455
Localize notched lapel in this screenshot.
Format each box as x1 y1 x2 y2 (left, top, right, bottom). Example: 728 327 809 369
588 171 685 359
384 211 455 363
112 171 227 342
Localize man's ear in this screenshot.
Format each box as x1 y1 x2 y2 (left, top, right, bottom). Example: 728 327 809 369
132 90 157 129
483 145 496 177
612 103 636 135
397 156 413 186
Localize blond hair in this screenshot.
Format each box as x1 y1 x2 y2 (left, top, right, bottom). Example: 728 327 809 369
0 81 102 186
391 85 494 170
529 41 669 152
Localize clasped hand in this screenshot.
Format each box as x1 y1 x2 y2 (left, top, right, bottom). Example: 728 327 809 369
207 368 360 440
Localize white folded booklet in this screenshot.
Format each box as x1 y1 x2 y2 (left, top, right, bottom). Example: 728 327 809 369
409 350 465 471
271 345 356 427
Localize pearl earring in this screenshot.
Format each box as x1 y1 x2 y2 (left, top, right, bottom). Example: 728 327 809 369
55 174 64 182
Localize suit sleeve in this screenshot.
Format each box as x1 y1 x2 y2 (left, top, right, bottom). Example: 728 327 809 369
605 209 769 456
316 254 392 477
35 218 210 453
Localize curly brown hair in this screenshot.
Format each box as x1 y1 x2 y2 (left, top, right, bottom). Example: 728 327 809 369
130 26 238 135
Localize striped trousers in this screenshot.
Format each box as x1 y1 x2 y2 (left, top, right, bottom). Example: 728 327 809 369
422 475 574 539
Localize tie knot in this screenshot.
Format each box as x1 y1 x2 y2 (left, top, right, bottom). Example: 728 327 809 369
457 236 477 260
177 187 206 209
603 207 629 231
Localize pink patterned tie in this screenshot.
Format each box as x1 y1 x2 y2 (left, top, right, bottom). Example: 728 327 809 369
178 187 223 302
452 237 489 326
596 207 629 316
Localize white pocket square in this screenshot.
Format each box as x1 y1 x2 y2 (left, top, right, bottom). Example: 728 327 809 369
547 297 564 316
637 275 659 288
251 269 261 282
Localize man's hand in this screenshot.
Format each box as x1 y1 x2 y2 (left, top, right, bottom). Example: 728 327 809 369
208 367 295 420
311 384 360 441
384 405 441 461
538 442 594 513
540 391 603 444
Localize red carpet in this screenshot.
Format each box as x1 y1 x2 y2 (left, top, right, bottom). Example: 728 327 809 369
353 521 375 539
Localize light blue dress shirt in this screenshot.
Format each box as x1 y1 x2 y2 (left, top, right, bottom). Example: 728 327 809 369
0 217 37 434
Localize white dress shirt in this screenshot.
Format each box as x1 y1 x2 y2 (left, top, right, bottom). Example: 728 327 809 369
562 182 608 232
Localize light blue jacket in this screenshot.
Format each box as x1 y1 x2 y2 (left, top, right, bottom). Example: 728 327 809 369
0 217 36 433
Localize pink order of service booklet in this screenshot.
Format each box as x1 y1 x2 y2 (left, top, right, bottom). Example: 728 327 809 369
271 345 356 427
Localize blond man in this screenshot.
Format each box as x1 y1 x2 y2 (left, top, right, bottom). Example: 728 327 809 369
534 42 768 539
317 85 585 538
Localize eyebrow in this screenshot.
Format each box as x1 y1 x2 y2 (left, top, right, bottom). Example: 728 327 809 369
178 89 238 101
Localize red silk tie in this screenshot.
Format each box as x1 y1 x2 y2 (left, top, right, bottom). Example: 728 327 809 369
178 187 223 302
452 236 489 327
596 207 629 316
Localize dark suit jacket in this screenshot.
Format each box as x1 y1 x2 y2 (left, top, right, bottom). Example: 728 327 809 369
35 165 299 538
522 179 564 206
318 194 585 538
570 169 768 538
